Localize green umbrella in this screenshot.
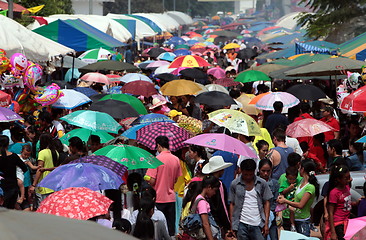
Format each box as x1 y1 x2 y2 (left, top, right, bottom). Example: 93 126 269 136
60 128 114 145
235 70 271 83
94 144 163 170
99 94 147 115
60 110 122 134
80 60 139 72
174 44 189 50
78 48 115 63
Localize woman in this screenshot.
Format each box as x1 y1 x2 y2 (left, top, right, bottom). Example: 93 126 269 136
256 140 269 160
188 145 208 176
277 159 319 237
347 139 364 171
0 135 27 209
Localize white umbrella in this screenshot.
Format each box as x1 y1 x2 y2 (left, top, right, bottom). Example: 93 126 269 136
120 73 152 83
154 65 176 74
205 84 229 94
52 89 91 109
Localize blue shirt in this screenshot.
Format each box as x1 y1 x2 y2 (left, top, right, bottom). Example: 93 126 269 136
213 150 238 193
265 112 289 135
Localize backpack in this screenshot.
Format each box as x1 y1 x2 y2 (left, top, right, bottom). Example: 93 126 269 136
180 198 207 239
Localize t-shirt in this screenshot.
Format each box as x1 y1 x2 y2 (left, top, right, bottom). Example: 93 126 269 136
195 194 210 215
240 188 261 226
294 183 316 220
278 173 302 218
0 153 27 190
328 185 351 222
37 149 58 195
213 150 238 193
320 117 340 142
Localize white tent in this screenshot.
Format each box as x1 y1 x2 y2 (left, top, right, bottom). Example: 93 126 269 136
275 12 306 30
166 11 193 25
133 13 179 32
0 15 73 62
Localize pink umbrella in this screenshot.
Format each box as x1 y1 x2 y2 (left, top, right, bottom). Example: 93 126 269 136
208 67 226 79
255 92 300 110
171 67 190 75
80 72 111 85
286 118 336 138
345 216 366 240
206 45 220 49
146 60 170 68
191 52 203 56
184 133 257 158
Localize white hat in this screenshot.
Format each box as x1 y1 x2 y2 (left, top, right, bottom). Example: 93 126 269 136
149 98 166 109
202 156 233 174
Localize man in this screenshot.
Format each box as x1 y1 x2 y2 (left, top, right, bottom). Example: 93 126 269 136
62 137 86 165
145 136 182 236
267 128 294 180
320 106 340 142
87 135 102 154
265 101 289 135
327 139 347 168
294 102 314 147
229 159 272 239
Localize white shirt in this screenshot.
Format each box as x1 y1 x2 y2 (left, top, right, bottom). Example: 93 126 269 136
237 142 259 173
129 207 168 232
240 188 261 226
285 136 303 155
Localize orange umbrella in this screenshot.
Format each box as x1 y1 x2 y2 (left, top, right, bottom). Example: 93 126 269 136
248 92 271 104
169 55 210 68
212 16 220 20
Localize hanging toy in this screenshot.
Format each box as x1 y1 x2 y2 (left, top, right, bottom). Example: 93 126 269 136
10 53 28 78
1 75 24 89
0 56 10 74
24 62 42 90
0 49 7 57
34 83 63 106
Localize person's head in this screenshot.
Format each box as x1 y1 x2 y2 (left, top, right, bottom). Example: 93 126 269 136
38 110 53 126
202 155 232 178
10 126 24 143
327 139 343 157
313 133 325 145
25 125 36 142
39 133 60 167
155 136 169 152
68 137 85 154
87 135 102 153
299 102 311 114
287 152 302 169
170 96 178 105
139 197 155 218
112 218 131 234
51 108 64 120
133 209 154 239
285 166 298 184
189 145 208 161
229 89 241 99
201 175 220 198
0 135 9 156
256 140 269 160
348 120 361 138
20 144 32 159
273 101 283 112
300 159 319 198
240 159 256 183
272 128 286 144
321 106 334 118
349 139 364 155
300 141 309 154
328 165 351 197
258 158 272 181
363 181 366 197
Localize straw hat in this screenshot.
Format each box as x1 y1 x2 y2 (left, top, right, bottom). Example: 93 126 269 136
202 156 233 174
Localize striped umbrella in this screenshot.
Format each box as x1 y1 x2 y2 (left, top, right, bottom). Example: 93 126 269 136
169 55 210 68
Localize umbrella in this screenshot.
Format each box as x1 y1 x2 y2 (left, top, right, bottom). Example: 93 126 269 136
80 60 138 72
70 155 127 178
345 216 366 240
80 72 111 85
60 128 114 145
174 49 192 56
246 64 288 75
122 80 157 97
286 84 326 101
146 60 170 68
160 80 204 96
210 30 239 37
106 74 122 81
154 65 176 74
179 68 207 79
60 110 122 133
340 85 366 112
215 77 239 87
94 145 163 170
0 107 23 122
78 48 115 63
286 119 336 138
99 94 147 115
169 55 210 68
38 163 124 191
207 67 226 79
52 89 91 109
73 87 98 97
155 73 179 82
89 99 140 119
131 113 174 126
237 94 261 115
208 109 261 136
120 73 152 83
235 70 271 83
37 187 113 220
148 48 167 58
248 92 271 104
167 36 186 46
223 43 240 49
157 52 176 61
122 123 150 139
64 68 81 82
204 84 229 94
0 208 136 240
256 92 300 110
174 44 190 50
136 122 191 152
184 133 257 158
138 60 154 69
171 67 190 75
195 91 235 107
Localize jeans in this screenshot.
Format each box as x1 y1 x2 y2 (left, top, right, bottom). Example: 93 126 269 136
156 202 176 236
269 218 278 240
295 219 311 237
3 187 19 209
237 222 265 240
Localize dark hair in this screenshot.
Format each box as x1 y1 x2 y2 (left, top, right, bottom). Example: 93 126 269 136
38 111 53 124
89 135 101 144
229 89 241 99
349 139 364 164
301 159 319 199
215 127 232 136
0 135 9 156
273 101 283 112
258 158 272 170
155 136 169 149
113 218 131 233
256 140 269 151
21 144 32 153
189 176 220 210
25 115 36 125
127 172 142 210
299 102 311 113
10 126 24 142
39 133 60 167
287 152 301 167
183 181 202 209
300 141 309 153
328 139 343 155
286 166 298 177
53 139 65 153
141 186 156 201
240 159 257 171
51 108 63 119
189 145 208 160
327 164 350 198
133 211 154 239
68 137 85 151
272 128 286 142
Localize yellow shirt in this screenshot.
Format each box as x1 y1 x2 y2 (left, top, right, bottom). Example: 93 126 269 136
253 128 275 153
36 149 58 195
174 160 192 197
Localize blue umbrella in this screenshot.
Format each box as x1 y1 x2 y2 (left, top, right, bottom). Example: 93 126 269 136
64 68 81 82
108 86 123 94
73 87 99 97
187 39 199 46
138 60 154 69
131 113 174 126
38 163 124 191
157 52 176 62
167 36 186 46
122 123 150 139
174 49 192 56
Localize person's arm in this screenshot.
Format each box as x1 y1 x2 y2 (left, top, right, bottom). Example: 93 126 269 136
262 200 270 237
29 160 44 193
200 213 214 240
229 202 235 230
328 203 338 240
281 183 295 195
15 154 28 173
25 161 40 170
323 196 328 221
277 192 312 209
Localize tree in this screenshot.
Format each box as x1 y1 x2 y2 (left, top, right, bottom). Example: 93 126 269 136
16 0 73 16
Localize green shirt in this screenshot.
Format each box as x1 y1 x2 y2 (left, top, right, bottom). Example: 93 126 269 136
278 173 302 218
294 183 315 220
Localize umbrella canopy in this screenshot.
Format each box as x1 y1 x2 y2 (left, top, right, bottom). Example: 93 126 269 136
160 79 204 96
210 30 239 37
157 52 176 61
146 60 170 68
286 118 336 138
131 113 174 126
174 49 192 56
237 94 261 116
60 128 114 145
195 91 235 107
80 72 111 85
204 84 229 94
344 216 366 240
80 60 138 72
215 77 239 87
207 67 226 79
256 92 300 110
184 133 257 158
78 48 115 63
136 122 191 152
122 80 158 97
169 55 210 68
148 47 167 58
64 68 81 82
235 70 271 83
0 107 23 122
70 155 127 178
208 109 261 136
38 163 124 191
52 89 91 109
248 92 271 104
73 87 98 97
60 110 122 133
223 42 240 49
286 84 326 101
155 73 179 82
94 144 163 170
37 187 113 220
246 64 288 75
340 85 366 112
122 123 150 139
175 44 190 50
99 94 147 115
154 65 176 74
89 99 140 119
120 73 152 83
179 68 207 79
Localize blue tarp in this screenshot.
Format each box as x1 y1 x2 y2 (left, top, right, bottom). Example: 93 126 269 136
295 42 330 54
264 32 305 44
356 48 366 61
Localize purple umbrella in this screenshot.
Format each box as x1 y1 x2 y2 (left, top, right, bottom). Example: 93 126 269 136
38 163 124 191
0 107 23 122
146 60 170 68
184 133 257 158
70 155 127 178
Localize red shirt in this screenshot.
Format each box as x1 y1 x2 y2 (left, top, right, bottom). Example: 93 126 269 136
320 117 340 142
294 113 315 146
309 145 326 168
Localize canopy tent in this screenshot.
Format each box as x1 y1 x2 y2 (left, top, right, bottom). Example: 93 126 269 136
126 14 162 34
263 32 305 44
133 13 179 32
275 12 304 30
257 46 296 60
110 19 136 40
0 15 73 62
295 42 330 54
337 32 366 60
33 19 125 51
54 55 88 68
166 11 193 25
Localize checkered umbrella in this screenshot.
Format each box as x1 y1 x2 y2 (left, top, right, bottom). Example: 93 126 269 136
136 122 191 152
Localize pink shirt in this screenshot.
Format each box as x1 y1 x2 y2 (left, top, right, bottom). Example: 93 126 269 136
329 185 351 222
195 194 210 214
146 151 182 203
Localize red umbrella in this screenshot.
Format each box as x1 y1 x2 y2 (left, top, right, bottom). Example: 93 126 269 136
340 85 366 112
215 77 239 87
169 55 210 68
37 187 113 220
286 118 336 138
122 80 157 97
80 72 111 85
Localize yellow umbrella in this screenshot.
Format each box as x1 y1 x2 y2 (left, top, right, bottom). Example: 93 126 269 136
223 43 241 50
206 38 215 42
236 94 261 116
160 80 204 96
212 16 220 20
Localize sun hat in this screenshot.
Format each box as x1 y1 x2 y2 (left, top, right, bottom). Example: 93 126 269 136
149 97 167 110
202 156 233 174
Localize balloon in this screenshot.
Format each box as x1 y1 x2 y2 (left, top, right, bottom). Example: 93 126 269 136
1 75 24 89
10 53 28 77
0 49 7 57
24 62 42 90
0 56 9 74
34 83 64 106
14 88 29 104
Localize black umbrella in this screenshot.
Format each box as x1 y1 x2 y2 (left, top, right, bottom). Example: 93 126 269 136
286 84 326 101
80 60 138 72
45 80 75 89
180 68 207 79
89 93 108 102
155 73 178 82
195 91 235 107
148 48 167 58
89 99 139 119
237 48 257 60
